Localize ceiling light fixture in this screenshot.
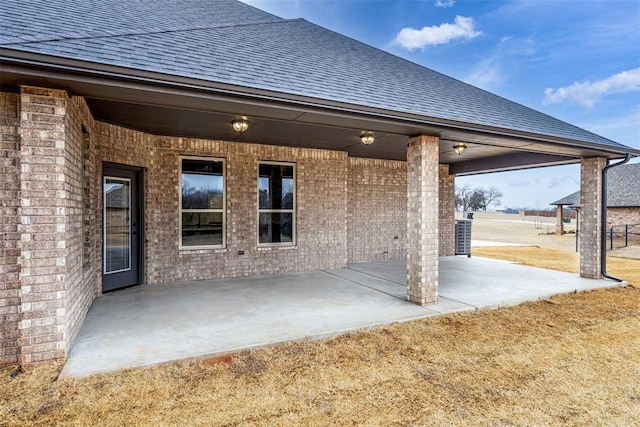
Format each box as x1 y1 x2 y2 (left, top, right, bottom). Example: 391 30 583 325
453 143 467 155
360 131 375 145
232 118 249 133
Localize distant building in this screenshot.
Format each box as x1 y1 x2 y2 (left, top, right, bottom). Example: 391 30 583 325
551 163 640 236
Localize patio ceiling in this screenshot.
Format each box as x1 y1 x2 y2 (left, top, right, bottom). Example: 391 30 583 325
1 59 632 175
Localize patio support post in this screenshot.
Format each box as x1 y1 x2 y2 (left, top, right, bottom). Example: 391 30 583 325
18 86 70 364
556 204 564 235
579 157 606 278
406 135 439 306
439 164 455 256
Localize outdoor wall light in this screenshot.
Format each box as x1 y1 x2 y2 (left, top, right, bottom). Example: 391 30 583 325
360 131 375 145
232 118 249 133
453 143 467 155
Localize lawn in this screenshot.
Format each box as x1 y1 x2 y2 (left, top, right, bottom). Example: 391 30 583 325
472 245 640 286
2 246 639 425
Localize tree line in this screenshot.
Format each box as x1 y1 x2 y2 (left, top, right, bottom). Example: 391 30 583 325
455 185 503 212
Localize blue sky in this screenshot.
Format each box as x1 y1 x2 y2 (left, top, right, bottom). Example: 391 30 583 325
242 0 639 209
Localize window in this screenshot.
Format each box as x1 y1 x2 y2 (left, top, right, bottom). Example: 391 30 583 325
180 157 225 249
258 162 295 246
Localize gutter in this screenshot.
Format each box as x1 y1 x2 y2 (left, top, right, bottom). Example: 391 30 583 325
601 153 632 282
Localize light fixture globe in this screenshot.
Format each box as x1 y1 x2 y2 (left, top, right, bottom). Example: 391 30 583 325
360 132 375 145
232 118 249 133
453 143 467 155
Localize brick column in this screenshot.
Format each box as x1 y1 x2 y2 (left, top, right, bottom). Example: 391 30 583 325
556 205 564 235
438 164 455 256
18 86 69 364
0 92 22 365
407 135 439 306
579 157 606 279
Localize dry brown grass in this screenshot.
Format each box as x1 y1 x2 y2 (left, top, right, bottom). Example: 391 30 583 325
2 288 640 425
473 246 640 287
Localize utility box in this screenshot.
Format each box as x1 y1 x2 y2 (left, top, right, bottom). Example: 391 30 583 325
455 219 472 257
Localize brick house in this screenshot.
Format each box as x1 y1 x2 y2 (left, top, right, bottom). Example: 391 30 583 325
551 163 640 240
1 0 638 366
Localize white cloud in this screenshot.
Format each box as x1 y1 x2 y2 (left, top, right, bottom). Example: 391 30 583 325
543 67 640 108
434 0 455 8
465 57 501 91
394 16 482 49
547 176 578 189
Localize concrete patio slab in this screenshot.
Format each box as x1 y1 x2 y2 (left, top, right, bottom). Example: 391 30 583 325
62 257 623 377
61 269 437 377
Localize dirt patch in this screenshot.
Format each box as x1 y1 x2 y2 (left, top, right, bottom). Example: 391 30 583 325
2 286 639 425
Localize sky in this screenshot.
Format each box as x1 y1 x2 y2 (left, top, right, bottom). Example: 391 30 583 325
241 0 640 209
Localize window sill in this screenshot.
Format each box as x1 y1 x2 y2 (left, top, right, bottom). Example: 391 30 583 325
178 247 228 254
257 245 297 251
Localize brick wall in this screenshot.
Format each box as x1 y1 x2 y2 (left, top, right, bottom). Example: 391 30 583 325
0 92 22 365
347 157 406 263
438 164 455 256
3 85 460 364
14 88 99 365
96 124 349 284
608 207 639 228
607 207 640 243
63 98 99 351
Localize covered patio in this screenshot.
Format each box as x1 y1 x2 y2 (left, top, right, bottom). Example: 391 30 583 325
2 0 638 369
61 257 622 377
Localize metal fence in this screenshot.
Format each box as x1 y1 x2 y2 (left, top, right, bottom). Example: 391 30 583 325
607 224 640 250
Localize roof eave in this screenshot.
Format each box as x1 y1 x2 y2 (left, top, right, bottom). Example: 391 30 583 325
2 48 639 158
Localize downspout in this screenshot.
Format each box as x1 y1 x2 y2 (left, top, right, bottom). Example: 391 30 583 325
601 153 632 281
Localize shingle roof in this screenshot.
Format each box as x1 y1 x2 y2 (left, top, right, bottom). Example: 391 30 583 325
0 0 633 151
0 0 281 44
550 191 580 207
551 163 640 207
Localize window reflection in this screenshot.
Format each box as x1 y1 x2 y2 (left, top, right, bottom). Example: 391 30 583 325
258 163 295 245
180 158 225 248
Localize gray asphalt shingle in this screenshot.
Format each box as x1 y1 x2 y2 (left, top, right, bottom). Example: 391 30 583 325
0 0 632 150
551 191 580 207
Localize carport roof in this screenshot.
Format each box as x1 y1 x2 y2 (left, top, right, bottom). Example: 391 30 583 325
1 0 638 169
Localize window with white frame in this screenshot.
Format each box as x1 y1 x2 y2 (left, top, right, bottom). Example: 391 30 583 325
180 157 225 249
258 162 295 246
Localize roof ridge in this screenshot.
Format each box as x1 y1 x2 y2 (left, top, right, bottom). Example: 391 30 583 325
0 18 295 47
